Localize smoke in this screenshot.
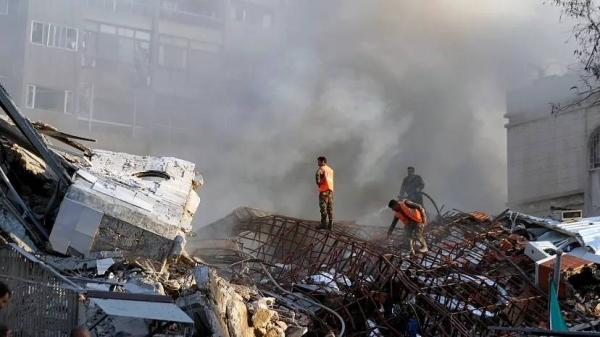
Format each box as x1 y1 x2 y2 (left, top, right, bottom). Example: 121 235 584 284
189 0 576 227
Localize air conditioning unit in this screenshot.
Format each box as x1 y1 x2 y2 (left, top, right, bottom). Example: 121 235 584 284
550 209 583 222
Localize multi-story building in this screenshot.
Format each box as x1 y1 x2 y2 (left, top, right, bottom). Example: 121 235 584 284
0 0 288 151
505 72 600 217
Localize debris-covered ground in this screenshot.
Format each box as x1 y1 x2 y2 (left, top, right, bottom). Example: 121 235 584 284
190 207 600 336
1 83 600 337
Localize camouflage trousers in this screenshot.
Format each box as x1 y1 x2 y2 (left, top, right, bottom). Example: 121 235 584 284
406 221 426 252
319 190 334 220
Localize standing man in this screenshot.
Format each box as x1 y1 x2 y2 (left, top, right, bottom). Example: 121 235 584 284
316 156 334 230
387 199 428 255
399 166 425 206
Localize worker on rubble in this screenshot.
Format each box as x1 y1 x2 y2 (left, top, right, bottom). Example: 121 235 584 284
316 156 334 230
387 199 428 255
398 166 425 206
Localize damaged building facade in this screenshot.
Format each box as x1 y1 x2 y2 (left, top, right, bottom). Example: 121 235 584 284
506 72 600 217
0 0 289 153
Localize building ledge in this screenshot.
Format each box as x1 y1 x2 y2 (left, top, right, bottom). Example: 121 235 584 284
508 189 584 206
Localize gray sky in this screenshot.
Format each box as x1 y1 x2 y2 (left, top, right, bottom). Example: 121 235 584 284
190 0 577 227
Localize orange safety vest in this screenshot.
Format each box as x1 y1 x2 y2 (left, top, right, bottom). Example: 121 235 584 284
318 165 334 192
395 200 423 226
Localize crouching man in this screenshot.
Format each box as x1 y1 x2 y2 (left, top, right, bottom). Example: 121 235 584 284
387 199 429 255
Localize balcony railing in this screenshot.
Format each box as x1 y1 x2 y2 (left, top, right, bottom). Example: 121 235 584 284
81 54 152 87
159 8 224 30
85 0 154 18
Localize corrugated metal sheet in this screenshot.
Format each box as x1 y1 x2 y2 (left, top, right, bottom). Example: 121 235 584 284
514 211 600 260
90 298 194 323
555 221 600 253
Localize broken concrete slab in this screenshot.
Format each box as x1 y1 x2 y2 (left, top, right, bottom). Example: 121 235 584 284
0 109 203 262
48 150 202 261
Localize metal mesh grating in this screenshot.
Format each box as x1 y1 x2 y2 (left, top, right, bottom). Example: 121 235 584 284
0 245 80 337
197 213 558 336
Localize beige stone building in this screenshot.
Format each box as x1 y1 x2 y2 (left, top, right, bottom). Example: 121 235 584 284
506 73 600 217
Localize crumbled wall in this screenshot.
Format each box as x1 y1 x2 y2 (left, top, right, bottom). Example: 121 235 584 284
91 215 175 261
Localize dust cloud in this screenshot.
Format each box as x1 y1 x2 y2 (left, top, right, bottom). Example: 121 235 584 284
187 1 577 227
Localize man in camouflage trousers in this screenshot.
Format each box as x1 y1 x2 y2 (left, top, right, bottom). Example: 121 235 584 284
316 156 334 230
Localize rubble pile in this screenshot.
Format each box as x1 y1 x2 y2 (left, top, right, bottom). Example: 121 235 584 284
2 82 600 336
0 87 312 337
192 207 600 336
491 211 600 327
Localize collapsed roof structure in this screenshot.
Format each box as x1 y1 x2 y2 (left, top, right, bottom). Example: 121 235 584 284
191 207 600 336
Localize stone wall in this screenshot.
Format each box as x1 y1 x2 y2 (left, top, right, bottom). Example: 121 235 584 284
506 104 600 215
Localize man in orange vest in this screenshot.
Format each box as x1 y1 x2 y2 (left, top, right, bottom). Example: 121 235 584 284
387 199 428 255
316 156 334 230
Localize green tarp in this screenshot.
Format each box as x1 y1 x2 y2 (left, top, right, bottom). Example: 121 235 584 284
549 280 568 331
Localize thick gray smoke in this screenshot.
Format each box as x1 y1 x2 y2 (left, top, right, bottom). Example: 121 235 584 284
191 0 576 227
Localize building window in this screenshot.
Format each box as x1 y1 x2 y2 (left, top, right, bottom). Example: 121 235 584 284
592 127 600 170
591 128 600 170
232 2 274 27
82 21 150 65
158 35 188 69
31 21 78 51
78 82 94 117
158 35 221 72
86 0 154 17
25 85 35 109
26 85 73 114
0 0 8 15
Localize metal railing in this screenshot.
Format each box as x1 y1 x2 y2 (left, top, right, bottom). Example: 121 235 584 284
159 7 224 30
81 54 152 87
85 0 154 17
0 244 81 337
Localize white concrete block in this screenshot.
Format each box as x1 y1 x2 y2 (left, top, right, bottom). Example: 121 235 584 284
525 241 558 262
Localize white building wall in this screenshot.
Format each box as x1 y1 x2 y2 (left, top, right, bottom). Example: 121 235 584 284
506 103 593 216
